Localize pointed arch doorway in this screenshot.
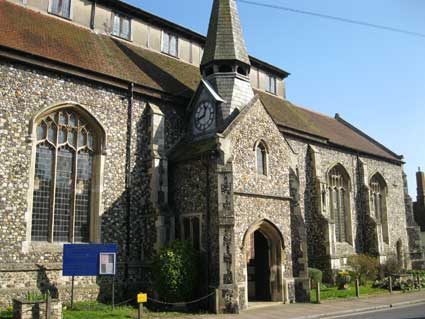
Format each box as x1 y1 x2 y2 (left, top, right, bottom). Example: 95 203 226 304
243 219 285 303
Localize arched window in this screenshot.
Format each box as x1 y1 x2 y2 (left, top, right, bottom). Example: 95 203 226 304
256 141 268 176
328 165 350 243
370 173 388 243
31 108 100 243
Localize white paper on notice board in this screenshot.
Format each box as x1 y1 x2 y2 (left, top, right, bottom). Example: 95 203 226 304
99 252 116 275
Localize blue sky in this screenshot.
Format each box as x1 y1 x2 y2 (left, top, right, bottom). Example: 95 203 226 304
128 0 425 197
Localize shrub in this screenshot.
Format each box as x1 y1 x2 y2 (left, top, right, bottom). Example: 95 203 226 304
308 268 323 285
347 254 379 285
383 256 403 276
153 240 200 303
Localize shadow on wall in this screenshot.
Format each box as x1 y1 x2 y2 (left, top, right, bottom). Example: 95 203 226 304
95 105 156 303
36 265 59 299
304 147 332 283
289 168 310 302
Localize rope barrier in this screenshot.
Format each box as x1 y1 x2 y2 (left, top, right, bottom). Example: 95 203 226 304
114 296 136 307
147 291 215 306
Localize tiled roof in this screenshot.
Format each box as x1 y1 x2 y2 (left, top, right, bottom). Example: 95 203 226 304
258 91 401 161
0 0 201 98
201 0 251 67
0 0 401 162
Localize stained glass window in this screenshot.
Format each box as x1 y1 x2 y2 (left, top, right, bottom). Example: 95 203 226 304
31 109 96 243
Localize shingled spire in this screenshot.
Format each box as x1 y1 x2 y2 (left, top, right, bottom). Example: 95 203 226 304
201 0 254 122
201 0 251 69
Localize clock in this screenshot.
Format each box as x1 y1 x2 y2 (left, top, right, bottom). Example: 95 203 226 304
194 101 215 131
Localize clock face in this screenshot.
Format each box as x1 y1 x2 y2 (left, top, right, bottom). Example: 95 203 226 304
194 101 215 131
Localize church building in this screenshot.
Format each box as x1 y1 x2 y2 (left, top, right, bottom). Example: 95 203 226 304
0 0 415 312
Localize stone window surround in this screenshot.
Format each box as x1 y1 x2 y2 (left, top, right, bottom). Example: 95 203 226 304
23 102 106 253
179 213 204 251
325 163 354 246
253 139 269 176
48 0 73 21
369 172 390 244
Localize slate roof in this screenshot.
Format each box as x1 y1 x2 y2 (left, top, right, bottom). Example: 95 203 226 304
201 0 251 67
0 0 402 163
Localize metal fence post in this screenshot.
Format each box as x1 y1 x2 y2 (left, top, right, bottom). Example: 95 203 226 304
389 276 393 294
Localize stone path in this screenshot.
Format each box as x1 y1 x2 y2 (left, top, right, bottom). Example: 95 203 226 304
177 291 425 319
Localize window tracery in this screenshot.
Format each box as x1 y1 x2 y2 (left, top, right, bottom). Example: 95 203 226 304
31 109 97 243
370 173 388 243
328 165 349 243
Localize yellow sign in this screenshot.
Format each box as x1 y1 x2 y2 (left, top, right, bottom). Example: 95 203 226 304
137 293 147 303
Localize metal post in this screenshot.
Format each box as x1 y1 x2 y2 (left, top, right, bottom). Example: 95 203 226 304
138 303 143 319
71 276 75 309
355 279 360 297
112 275 115 310
389 276 393 294
316 281 321 304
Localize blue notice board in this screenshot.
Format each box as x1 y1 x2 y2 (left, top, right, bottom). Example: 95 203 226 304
63 244 117 276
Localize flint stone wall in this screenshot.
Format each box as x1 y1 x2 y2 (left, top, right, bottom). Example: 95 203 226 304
226 97 303 305
286 136 410 271
0 61 183 306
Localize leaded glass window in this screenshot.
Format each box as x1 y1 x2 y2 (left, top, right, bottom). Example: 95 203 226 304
370 174 388 243
328 165 349 243
31 110 95 243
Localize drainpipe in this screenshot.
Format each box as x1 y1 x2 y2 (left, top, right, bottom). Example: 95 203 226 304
125 82 134 286
205 155 211 293
90 0 96 30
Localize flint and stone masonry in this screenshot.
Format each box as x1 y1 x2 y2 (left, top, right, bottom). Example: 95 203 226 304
0 0 421 313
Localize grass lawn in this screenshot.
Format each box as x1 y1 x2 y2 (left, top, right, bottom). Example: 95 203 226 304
0 309 12 319
63 302 208 319
310 282 389 303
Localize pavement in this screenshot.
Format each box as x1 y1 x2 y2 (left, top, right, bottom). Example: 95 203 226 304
193 291 425 319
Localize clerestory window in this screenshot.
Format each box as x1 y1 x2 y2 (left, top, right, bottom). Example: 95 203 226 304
112 13 131 40
31 109 98 243
328 165 350 243
50 0 71 19
265 74 276 95
161 31 178 57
